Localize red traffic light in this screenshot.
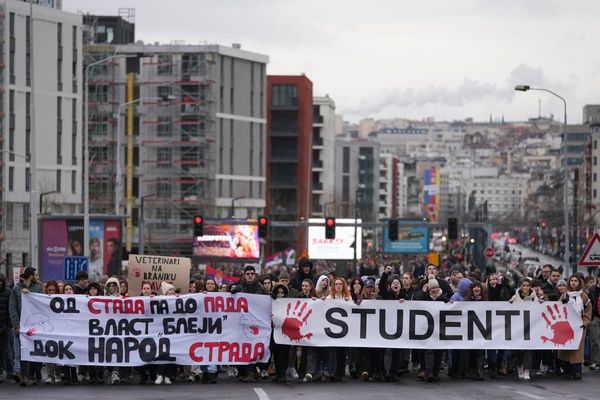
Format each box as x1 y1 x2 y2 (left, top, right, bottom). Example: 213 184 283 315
259 217 267 225
194 216 202 224
541 222 547 229
326 218 335 226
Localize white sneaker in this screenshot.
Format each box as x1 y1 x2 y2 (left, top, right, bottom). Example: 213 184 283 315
111 372 120 385
287 367 299 380
523 370 530 381
54 376 62 384
590 362 599 371
303 373 313 383
155 375 164 385
44 376 54 385
164 377 172 385
187 375 196 382
517 366 524 379
260 370 269 379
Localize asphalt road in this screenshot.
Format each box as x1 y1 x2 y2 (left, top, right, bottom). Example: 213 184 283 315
2 372 599 400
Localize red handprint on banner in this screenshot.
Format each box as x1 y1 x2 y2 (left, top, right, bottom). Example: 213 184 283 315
281 300 313 342
541 304 575 346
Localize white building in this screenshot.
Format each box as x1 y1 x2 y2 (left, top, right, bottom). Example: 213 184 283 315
1 1 82 273
311 95 336 217
472 173 527 218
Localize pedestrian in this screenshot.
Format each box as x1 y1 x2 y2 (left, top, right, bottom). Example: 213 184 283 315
589 272 600 371
290 258 315 291
9 267 43 386
73 271 88 295
508 278 540 381
271 283 291 383
43 281 61 385
0 274 11 384
59 283 78 385
137 282 156 385
155 282 176 385
557 275 592 380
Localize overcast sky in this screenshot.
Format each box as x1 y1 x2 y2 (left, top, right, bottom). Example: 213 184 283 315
64 0 600 123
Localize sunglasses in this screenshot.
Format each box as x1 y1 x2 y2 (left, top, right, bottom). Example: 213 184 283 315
245 272 255 276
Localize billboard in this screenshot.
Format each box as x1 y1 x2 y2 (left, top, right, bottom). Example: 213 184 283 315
422 166 440 223
40 218 122 281
383 220 429 254
193 219 260 262
307 218 362 260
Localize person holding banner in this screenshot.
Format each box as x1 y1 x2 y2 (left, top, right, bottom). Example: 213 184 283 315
508 278 541 381
326 278 351 381
0 274 11 384
155 282 177 385
354 277 384 382
557 275 592 380
271 283 291 383
104 277 124 384
9 267 42 386
412 279 449 382
136 282 156 385
43 281 61 385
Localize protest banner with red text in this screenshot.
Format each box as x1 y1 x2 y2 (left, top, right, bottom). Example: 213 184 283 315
20 292 271 366
273 299 584 350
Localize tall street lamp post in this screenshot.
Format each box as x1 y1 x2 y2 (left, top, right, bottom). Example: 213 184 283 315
515 85 571 275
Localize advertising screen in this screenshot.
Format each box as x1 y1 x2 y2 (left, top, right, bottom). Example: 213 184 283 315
193 219 260 261
307 218 362 260
40 218 122 281
383 220 429 254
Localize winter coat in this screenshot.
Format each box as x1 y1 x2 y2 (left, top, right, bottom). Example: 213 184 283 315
290 257 315 291
379 272 405 300
487 281 513 301
542 280 559 301
416 277 453 298
450 278 472 302
0 276 11 333
271 283 289 300
558 290 592 364
9 280 43 330
231 279 269 295
412 288 449 302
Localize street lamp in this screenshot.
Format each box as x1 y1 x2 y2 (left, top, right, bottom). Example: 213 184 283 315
84 54 134 258
515 85 571 275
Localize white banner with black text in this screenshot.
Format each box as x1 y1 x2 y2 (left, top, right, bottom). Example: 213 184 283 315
272 299 583 350
20 293 272 366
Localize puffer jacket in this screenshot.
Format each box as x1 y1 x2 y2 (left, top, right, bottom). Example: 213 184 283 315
0 275 11 333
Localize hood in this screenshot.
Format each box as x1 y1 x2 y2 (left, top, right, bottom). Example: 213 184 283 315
104 277 120 296
316 275 330 290
297 257 313 272
271 283 289 299
457 278 472 297
160 281 175 296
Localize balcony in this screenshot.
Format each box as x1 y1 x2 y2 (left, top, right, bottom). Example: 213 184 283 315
312 181 323 191
270 148 298 162
312 136 323 146
270 124 297 137
271 97 298 110
312 159 323 169
269 177 298 189
313 114 324 125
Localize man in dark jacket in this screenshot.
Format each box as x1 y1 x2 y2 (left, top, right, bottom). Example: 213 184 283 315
290 257 315 291
232 265 268 382
0 274 11 382
542 268 561 300
9 267 43 386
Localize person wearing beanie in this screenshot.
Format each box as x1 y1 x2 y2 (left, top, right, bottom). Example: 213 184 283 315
160 282 176 296
412 276 448 382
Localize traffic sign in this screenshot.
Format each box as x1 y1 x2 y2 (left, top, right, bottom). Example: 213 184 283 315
64 256 89 281
578 233 600 266
484 247 494 258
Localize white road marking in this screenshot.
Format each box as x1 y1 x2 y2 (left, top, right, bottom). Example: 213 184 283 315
496 385 545 400
254 387 270 400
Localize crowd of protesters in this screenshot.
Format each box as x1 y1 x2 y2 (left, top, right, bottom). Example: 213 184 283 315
0 253 599 387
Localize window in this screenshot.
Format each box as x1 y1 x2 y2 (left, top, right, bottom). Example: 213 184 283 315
595 189 598 199
57 97 62 164
271 85 298 107
25 168 31 192
595 140 598 150
6 204 13 231
157 55 172 75
72 99 77 165
9 13 15 84
23 204 30 230
343 147 350 173
71 171 76 194
157 116 171 137
594 173 597 183
594 157 597 166
157 86 172 99
56 170 61 192
157 148 171 166
157 182 171 197
8 167 14 191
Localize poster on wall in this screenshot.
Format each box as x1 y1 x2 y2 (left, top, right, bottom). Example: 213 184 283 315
193 219 260 262
40 218 122 281
422 166 440 223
